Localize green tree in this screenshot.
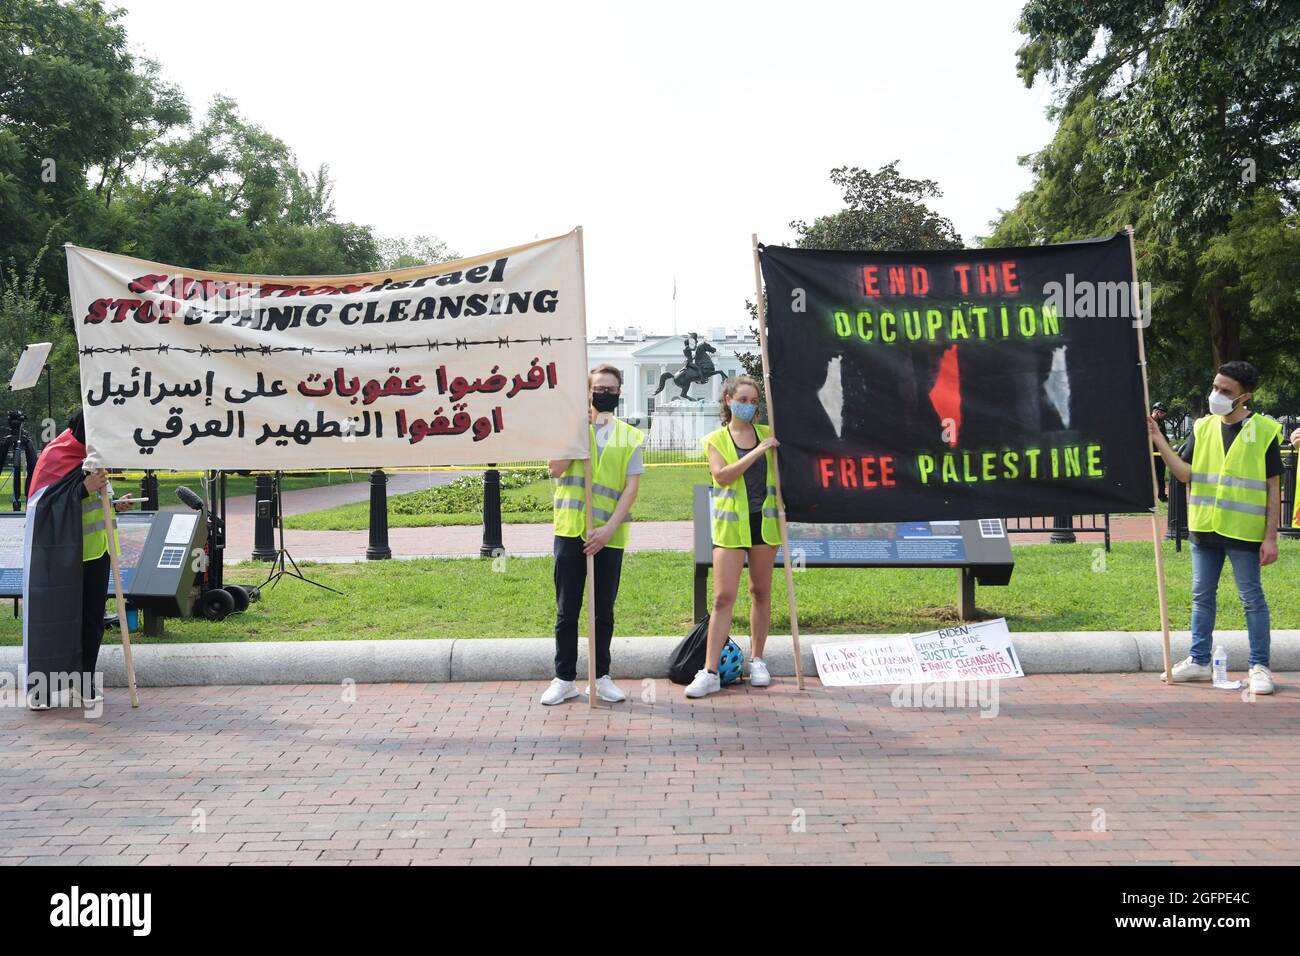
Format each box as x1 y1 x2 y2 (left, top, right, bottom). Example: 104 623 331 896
1009 0 1300 377
0 0 187 291
0 239 81 438
790 162 962 252
739 162 963 397
377 235 459 271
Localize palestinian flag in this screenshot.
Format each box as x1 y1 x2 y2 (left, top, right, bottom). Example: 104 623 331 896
21 428 90 698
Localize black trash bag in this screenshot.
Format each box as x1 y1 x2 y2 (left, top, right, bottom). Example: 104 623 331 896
669 615 710 685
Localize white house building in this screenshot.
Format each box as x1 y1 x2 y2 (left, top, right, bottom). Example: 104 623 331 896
586 325 758 424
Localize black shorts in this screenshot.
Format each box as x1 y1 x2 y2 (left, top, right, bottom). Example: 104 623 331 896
748 510 765 547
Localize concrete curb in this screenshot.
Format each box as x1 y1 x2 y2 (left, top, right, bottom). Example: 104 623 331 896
3 630 1299 687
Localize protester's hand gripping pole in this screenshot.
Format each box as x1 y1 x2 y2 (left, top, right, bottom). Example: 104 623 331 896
87 460 139 707
752 234 805 690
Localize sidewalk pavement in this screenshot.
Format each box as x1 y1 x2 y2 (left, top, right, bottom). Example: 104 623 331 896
2 673 1296 865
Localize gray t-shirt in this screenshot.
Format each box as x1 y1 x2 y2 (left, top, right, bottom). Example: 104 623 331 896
730 435 768 513
595 420 645 475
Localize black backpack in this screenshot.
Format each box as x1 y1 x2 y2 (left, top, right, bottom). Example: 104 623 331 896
668 615 710 685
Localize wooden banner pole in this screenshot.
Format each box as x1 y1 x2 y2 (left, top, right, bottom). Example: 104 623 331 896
575 226 599 708
751 234 805 690
1127 225 1173 682
100 484 139 707
583 459 599 708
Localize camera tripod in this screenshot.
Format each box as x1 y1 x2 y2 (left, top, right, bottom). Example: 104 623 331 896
259 471 343 595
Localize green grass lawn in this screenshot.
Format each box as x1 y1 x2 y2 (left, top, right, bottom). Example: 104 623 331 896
285 464 706 530
4 539 1298 645
149 470 368 503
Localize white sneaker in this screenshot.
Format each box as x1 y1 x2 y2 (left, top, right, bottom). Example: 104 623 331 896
540 678 580 705
584 675 627 703
26 686 72 710
70 681 104 706
749 658 771 687
684 669 721 699
1169 656 1212 682
1249 664 1275 696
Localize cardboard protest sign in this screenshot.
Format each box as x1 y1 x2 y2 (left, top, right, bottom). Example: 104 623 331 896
813 619 1023 687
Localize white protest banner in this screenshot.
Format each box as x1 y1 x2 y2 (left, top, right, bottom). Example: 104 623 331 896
66 230 591 469
813 618 1023 687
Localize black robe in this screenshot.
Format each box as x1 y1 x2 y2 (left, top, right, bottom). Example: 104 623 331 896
22 466 87 694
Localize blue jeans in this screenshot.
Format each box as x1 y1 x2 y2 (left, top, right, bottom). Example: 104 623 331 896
1189 542 1270 667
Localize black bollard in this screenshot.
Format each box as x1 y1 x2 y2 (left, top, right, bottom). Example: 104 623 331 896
367 468 392 560
1281 447 1300 540
1165 475 1189 545
252 473 278 561
1049 514 1076 544
481 464 503 558
141 470 158 511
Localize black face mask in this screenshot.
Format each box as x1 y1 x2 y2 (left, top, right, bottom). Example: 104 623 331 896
591 391 619 413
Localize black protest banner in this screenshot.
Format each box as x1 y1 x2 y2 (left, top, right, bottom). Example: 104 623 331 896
759 233 1153 524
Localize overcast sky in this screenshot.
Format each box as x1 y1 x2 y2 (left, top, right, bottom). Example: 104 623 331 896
116 0 1059 337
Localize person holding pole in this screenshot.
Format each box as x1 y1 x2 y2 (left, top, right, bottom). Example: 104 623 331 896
686 375 780 699
541 365 644 705
21 409 133 709
1147 361 1282 695
1150 402 1170 502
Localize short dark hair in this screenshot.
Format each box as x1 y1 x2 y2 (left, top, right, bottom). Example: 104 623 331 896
588 364 622 387
1218 360 1258 393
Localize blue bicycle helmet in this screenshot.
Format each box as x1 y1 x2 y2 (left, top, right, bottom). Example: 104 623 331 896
718 640 745 686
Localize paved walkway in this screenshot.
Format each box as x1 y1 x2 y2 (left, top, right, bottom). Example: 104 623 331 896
224 471 465 517
2 674 1295 865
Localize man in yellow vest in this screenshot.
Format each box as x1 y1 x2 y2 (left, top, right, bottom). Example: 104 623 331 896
542 365 644 705
1148 361 1281 694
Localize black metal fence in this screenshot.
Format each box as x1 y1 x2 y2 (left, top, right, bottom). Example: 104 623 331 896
1003 513 1112 550
1008 428 1300 553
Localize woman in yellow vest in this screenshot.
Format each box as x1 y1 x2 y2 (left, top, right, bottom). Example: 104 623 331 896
685 375 780 699
542 364 644 706
1148 361 1281 695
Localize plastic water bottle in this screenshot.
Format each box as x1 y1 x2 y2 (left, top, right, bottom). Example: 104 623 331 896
1212 645 1228 686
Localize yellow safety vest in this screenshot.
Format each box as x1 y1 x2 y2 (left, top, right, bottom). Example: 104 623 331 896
702 424 780 548
553 417 644 549
1188 413 1280 543
81 484 121 562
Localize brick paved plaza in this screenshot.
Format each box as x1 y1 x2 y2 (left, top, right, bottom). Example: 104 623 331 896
2 674 1296 865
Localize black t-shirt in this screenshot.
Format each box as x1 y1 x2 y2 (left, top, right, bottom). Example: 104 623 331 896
1177 412 1283 550
731 435 768 514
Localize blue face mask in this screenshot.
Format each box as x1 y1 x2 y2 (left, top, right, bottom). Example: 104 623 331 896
729 401 757 423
